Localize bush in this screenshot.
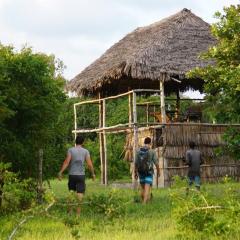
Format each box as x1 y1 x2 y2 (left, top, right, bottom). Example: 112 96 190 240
0 163 37 214
86 190 127 219
170 177 240 239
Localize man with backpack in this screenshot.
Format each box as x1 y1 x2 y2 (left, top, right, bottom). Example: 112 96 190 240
134 137 160 203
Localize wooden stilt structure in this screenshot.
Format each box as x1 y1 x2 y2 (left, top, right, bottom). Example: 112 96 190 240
98 93 107 185
73 105 77 140
132 91 138 187
160 74 166 124
175 89 180 121
74 89 210 187
159 74 166 187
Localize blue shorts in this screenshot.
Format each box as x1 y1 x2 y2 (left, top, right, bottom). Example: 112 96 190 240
139 174 153 185
188 176 201 187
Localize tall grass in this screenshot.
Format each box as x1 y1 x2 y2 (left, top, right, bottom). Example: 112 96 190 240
1 179 240 240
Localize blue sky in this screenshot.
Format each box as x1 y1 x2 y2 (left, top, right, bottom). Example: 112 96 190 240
0 0 239 97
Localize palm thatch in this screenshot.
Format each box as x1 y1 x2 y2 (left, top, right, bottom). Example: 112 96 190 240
69 8 216 96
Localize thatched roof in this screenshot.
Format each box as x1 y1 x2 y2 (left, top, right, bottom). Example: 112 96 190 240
69 8 216 96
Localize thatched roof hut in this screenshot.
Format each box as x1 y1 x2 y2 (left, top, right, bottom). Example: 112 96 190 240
68 8 216 96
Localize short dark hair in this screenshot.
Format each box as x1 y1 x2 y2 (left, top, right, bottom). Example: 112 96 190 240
189 141 195 149
144 137 151 144
76 135 84 145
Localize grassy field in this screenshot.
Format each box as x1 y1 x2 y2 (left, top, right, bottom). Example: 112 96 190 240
1 179 240 240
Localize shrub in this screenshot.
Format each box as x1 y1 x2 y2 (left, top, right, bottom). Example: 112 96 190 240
170 177 240 239
86 189 127 219
0 163 37 214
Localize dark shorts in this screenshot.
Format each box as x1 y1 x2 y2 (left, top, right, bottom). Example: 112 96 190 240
68 175 85 193
139 174 153 186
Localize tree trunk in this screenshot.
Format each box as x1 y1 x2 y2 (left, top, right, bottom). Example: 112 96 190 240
37 148 43 203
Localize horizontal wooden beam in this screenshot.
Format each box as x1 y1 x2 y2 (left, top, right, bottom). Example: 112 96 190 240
73 122 240 134
74 90 134 106
74 89 168 107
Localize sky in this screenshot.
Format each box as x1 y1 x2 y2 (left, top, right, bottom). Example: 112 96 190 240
0 0 239 97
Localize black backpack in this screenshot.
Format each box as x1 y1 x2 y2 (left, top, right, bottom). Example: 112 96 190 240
136 147 152 175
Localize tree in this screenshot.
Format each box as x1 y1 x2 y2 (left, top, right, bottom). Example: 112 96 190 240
188 5 240 160
189 4 240 123
0 44 68 177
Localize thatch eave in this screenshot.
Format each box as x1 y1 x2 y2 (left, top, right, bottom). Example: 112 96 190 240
68 8 217 97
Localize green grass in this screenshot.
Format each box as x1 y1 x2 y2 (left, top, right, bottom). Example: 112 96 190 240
1 179 240 240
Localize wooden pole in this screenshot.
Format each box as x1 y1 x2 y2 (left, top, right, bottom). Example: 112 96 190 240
128 92 133 182
160 74 166 123
74 105 77 140
128 92 133 127
146 103 149 126
132 92 138 187
98 93 104 185
102 99 107 185
159 74 166 187
175 89 180 122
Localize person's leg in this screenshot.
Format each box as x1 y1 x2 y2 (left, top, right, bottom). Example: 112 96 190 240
194 176 201 191
76 193 84 216
75 175 86 216
186 176 193 195
143 175 153 203
143 183 151 203
139 174 145 202
68 176 76 214
140 184 145 201
150 186 153 201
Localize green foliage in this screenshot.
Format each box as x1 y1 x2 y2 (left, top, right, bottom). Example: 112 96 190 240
86 189 127 219
215 127 240 161
170 177 240 239
222 128 240 160
0 44 69 178
0 162 37 214
188 5 240 123
188 5 240 162
2 179 240 240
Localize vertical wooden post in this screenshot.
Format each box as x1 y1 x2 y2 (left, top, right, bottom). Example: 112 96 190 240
37 148 43 203
132 91 138 187
128 92 132 127
158 147 164 187
159 74 166 187
160 74 166 124
74 104 77 140
175 89 180 122
153 105 156 123
146 103 149 126
98 93 104 185
102 99 107 185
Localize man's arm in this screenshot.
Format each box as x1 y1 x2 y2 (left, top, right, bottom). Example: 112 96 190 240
185 151 191 166
200 152 203 165
86 155 95 180
58 153 71 180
